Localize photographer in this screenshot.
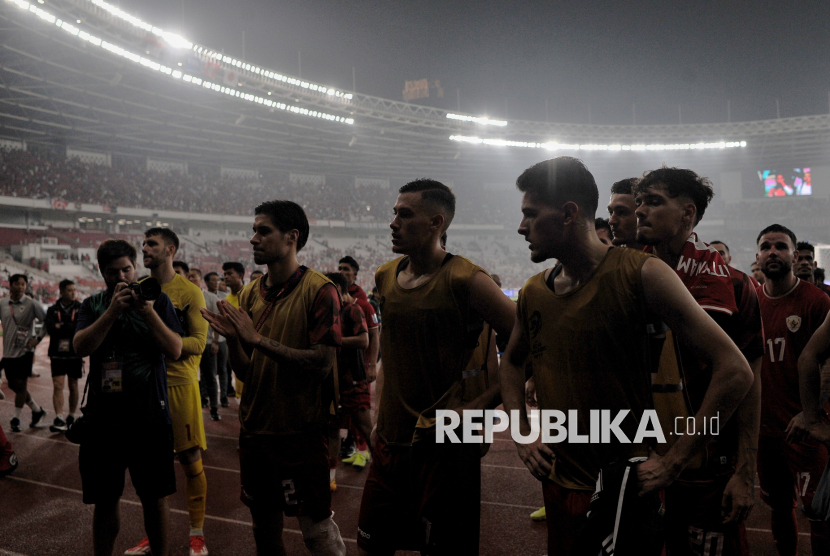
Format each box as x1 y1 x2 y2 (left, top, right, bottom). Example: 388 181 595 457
73 239 183 556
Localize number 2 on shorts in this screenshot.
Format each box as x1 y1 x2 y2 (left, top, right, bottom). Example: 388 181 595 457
282 479 298 505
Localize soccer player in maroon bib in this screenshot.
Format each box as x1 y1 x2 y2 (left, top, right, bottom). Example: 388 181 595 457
634 168 763 556
754 224 830 555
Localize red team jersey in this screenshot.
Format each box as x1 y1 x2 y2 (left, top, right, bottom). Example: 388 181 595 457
757 279 830 437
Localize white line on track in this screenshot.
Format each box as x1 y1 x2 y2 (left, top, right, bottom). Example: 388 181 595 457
3 476 358 543
0 548 31 556
5 434 544 510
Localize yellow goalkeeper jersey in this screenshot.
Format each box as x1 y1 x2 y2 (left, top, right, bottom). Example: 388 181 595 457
161 273 208 386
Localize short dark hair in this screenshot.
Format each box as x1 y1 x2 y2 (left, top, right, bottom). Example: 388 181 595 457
173 260 189 273
710 240 730 254
756 224 797 247
222 261 246 278
635 167 714 225
97 239 137 269
255 200 310 252
145 227 180 252
203 271 218 282
339 256 359 272
516 157 599 217
610 178 639 196
594 217 612 235
325 272 348 292
250 269 264 277
9 273 27 285
399 179 456 231
59 279 75 291
796 242 815 255
189 267 203 278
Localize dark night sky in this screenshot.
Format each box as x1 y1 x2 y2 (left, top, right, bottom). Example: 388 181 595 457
121 0 830 126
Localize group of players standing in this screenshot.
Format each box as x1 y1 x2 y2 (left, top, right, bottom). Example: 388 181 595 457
3 155 830 556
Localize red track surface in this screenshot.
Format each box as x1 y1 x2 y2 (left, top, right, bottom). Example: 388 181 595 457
0 342 816 555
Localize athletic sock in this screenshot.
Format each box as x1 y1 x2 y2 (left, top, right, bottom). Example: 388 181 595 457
67 412 75 420
355 437 368 452
13 408 22 419
183 460 207 531
26 399 41 413
330 468 337 482
189 528 204 538
56 414 64 421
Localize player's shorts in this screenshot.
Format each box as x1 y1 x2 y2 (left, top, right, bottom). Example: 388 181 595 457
340 380 371 412
357 436 481 555
49 358 83 379
1 353 34 381
541 479 593 555
79 422 176 504
664 472 749 556
758 434 829 513
167 383 207 453
238 432 332 522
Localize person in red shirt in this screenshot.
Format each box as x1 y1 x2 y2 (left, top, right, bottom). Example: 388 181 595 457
754 224 830 555
338 256 380 464
634 167 763 556
324 272 372 485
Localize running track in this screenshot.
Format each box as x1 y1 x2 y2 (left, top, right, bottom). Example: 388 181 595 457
0 343 814 555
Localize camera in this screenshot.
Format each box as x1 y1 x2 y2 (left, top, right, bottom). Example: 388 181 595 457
128 277 162 301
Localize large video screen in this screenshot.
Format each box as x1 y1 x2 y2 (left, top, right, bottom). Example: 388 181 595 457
759 168 812 197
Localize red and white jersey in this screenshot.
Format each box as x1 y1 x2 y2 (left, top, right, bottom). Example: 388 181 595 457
758 278 830 437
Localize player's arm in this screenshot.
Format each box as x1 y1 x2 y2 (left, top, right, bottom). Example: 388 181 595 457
367 326 380 381
638 257 753 494
342 331 369 350
797 310 830 443
723 355 761 524
498 314 555 480
179 290 208 358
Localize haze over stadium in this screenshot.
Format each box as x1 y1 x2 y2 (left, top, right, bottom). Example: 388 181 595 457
2 0 830 554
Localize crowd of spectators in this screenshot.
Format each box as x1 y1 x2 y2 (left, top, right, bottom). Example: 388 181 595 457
0 149 520 227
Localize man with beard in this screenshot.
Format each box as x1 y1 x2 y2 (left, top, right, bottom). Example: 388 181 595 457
634 167 763 556
607 177 645 250
500 157 753 556
127 228 209 556
201 200 345 555
753 224 830 555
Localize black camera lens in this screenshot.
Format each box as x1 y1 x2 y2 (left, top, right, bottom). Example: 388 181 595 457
128 277 161 301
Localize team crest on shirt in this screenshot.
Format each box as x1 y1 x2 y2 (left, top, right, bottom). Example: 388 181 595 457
786 315 802 333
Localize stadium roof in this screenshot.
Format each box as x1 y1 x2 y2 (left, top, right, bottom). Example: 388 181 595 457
2 0 830 185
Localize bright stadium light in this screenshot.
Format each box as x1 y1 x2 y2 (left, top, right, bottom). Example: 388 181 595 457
446 113 508 127
6 0 354 125
87 0 193 49
449 135 747 152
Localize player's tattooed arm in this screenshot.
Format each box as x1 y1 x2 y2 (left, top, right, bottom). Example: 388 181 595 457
254 338 335 378
638 257 753 495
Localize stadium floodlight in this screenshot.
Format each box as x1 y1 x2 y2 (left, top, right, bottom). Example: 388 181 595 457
7 0 354 126
446 114 508 127
87 0 193 49
449 135 747 152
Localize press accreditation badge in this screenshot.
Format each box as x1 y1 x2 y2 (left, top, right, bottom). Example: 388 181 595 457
12 329 28 350
58 339 71 352
101 361 123 393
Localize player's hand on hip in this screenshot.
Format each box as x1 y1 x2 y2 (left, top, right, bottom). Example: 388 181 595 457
637 448 679 496
516 438 554 481
785 412 811 444
721 471 755 524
